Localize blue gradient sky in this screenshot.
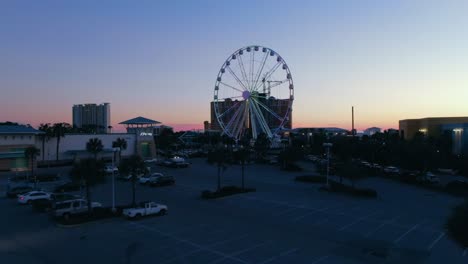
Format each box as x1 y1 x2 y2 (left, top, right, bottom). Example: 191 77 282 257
1 1 467 131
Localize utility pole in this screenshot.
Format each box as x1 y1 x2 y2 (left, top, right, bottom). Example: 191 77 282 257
352 106 355 137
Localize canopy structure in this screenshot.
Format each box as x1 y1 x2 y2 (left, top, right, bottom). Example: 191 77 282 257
119 116 161 128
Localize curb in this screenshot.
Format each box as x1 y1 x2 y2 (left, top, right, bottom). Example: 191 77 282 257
55 217 121 228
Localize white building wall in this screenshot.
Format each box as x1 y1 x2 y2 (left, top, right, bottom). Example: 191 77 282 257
0 134 37 146
43 133 136 161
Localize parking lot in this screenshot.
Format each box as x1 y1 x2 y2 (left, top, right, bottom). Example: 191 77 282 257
0 158 466 263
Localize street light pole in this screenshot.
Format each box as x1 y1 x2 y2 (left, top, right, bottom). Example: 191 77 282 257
111 147 119 213
323 143 333 187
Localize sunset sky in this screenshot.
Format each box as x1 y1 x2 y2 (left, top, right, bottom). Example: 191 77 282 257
1 1 467 132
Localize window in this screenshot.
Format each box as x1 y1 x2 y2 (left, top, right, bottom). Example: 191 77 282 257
20 136 24 139
73 201 80 208
12 136 15 140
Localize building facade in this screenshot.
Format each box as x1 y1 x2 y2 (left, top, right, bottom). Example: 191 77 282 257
0 125 43 172
72 103 111 133
399 116 468 155
399 117 468 140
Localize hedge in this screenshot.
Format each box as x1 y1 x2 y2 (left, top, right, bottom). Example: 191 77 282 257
201 186 256 199
319 180 378 198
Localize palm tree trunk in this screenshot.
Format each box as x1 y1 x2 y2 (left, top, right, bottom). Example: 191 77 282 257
217 165 221 191
86 179 92 215
241 161 245 190
132 179 136 207
56 137 60 161
42 138 45 161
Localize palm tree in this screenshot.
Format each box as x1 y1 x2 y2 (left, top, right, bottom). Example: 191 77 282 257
119 155 146 206
71 158 105 214
24 146 40 183
208 145 229 191
112 138 127 163
38 123 53 161
234 147 249 190
52 123 71 161
84 138 104 213
86 138 104 160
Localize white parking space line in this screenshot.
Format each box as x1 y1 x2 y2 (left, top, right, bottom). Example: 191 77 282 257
427 232 445 251
208 241 271 264
338 211 380 232
257 248 299 264
159 234 249 264
128 222 249 264
364 216 399 238
394 222 421 243
310 255 329 264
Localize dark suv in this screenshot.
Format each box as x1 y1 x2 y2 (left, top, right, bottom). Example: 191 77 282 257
149 175 175 186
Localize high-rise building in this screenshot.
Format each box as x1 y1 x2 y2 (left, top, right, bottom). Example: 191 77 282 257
72 103 111 133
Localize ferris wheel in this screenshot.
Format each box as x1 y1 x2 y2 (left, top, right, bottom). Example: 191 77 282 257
213 45 294 140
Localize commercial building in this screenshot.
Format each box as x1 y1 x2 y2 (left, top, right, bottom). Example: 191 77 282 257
0 125 43 172
399 116 468 155
399 117 468 140
119 116 170 159
72 103 111 133
363 127 381 136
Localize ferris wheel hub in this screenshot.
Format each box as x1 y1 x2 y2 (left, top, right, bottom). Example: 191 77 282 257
242 90 251 100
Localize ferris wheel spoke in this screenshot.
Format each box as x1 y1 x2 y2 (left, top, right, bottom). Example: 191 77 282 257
253 61 282 91
234 102 248 138
251 97 284 122
227 66 248 91
250 99 272 138
252 52 269 92
250 50 255 91
250 93 269 100
237 54 250 89
219 81 244 93
249 103 258 138
218 100 242 118
224 101 244 132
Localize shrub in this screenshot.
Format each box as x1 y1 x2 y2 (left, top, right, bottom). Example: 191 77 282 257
295 175 326 183
201 186 256 199
320 180 378 198
446 202 468 248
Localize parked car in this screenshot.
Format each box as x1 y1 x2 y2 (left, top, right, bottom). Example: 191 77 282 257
139 173 163 185
383 166 400 175
31 193 81 212
144 158 158 164
122 201 167 219
6 186 34 198
149 175 175 186
117 173 143 181
417 172 440 184
164 157 190 168
53 182 82 193
104 165 119 174
51 199 102 219
17 191 51 204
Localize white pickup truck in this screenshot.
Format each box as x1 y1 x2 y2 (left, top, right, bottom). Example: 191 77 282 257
122 201 168 219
